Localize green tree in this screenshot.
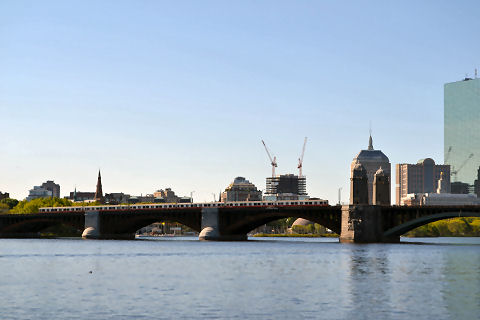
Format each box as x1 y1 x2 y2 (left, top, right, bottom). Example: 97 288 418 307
0 198 19 209
314 223 327 234
10 197 73 214
470 219 480 236
0 203 9 214
406 217 480 237
292 225 308 234
285 217 296 227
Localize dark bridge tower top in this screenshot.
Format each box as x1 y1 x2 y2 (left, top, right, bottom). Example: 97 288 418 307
350 162 369 205
94 170 104 204
373 167 390 205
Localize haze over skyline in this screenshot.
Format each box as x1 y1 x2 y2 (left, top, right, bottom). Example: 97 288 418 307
1 1 479 202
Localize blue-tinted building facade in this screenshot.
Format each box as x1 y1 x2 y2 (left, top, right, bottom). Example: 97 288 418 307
444 77 480 185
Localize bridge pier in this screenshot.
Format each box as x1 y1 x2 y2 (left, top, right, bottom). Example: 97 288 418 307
199 208 247 241
339 205 399 243
82 211 135 240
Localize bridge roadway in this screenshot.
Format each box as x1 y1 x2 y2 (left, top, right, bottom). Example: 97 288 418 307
0 203 479 242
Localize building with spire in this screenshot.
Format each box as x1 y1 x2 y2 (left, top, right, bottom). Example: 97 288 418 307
94 170 104 203
351 135 391 205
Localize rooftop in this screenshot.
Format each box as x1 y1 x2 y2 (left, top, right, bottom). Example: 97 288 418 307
353 135 389 163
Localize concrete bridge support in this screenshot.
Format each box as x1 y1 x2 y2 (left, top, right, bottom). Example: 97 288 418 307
199 208 247 241
82 211 135 240
82 211 101 239
339 205 399 243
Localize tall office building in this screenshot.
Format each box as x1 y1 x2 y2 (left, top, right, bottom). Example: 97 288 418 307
395 158 450 205
351 135 391 204
444 77 480 186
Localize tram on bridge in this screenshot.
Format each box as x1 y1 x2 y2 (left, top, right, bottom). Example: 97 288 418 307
38 199 329 213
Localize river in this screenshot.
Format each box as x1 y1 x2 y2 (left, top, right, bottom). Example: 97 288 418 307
1 237 479 319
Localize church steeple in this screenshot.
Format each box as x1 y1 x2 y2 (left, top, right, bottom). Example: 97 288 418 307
94 170 104 203
368 135 374 151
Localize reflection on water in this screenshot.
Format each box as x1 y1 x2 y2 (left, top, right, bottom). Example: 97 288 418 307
347 246 392 320
0 237 479 320
441 246 480 319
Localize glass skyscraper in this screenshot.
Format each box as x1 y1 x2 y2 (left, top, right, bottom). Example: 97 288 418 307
444 77 480 186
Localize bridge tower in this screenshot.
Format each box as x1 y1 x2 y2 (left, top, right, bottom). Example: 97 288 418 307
340 162 389 243
350 162 369 205
373 167 390 205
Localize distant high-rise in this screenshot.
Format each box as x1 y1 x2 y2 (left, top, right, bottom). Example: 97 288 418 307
94 171 104 203
26 186 52 201
26 180 60 201
395 158 450 205
41 180 60 198
444 77 480 186
351 135 391 204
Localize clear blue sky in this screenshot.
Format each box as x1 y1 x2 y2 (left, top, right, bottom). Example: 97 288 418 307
1 0 479 202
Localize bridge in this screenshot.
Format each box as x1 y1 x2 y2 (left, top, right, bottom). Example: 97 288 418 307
339 204 480 242
0 202 479 242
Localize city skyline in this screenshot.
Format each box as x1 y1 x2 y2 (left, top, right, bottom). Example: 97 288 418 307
1 1 480 203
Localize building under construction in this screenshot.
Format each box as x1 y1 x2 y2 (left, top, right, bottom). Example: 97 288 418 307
261 138 309 200
264 174 307 200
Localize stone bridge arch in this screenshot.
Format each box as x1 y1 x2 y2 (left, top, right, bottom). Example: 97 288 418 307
83 209 202 239
218 206 342 237
0 213 84 237
383 211 480 238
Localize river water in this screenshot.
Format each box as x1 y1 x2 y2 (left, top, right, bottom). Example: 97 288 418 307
1 237 479 320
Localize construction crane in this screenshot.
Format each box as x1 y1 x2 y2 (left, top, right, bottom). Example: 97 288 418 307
451 153 474 182
297 137 308 177
445 146 452 164
261 140 277 177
